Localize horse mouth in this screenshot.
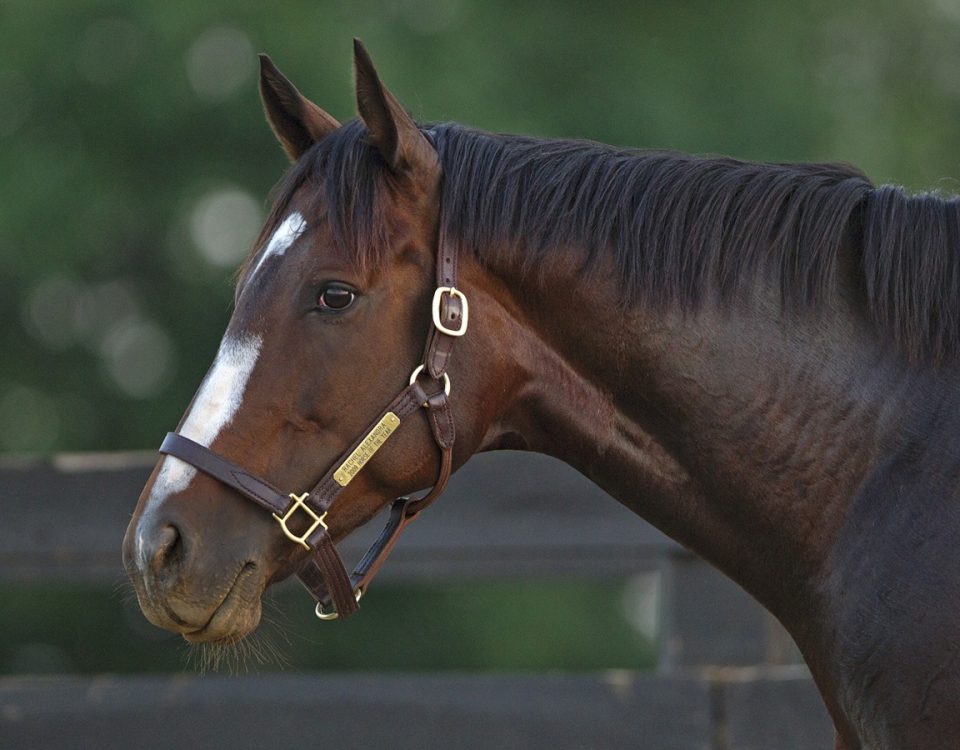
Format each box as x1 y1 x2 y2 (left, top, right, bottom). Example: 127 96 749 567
181 562 263 645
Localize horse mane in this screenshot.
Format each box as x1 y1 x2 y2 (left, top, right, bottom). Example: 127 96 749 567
247 119 960 363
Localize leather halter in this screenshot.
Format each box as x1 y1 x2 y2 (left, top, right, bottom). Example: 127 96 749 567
158 148 466 621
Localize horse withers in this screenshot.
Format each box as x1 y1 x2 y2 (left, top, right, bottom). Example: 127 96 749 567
123 40 960 749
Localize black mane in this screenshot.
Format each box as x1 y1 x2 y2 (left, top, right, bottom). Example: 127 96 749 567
249 119 960 362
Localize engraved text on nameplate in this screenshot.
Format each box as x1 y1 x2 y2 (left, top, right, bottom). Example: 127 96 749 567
333 412 401 486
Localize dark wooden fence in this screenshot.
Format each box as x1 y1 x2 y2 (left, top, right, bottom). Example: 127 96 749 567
0 450 834 749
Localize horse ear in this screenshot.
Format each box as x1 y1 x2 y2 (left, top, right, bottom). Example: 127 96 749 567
259 54 340 161
353 39 436 175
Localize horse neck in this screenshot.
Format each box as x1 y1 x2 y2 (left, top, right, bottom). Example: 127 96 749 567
476 243 912 621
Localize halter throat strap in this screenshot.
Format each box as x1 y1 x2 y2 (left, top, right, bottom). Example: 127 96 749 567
159 166 465 620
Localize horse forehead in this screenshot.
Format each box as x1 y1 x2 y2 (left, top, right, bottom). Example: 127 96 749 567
234 210 324 323
245 211 308 289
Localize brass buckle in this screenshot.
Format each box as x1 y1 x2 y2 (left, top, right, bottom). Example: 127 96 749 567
432 286 469 337
272 492 327 549
315 587 364 621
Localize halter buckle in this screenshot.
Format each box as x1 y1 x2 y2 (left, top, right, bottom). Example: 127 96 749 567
432 286 469 337
273 492 327 549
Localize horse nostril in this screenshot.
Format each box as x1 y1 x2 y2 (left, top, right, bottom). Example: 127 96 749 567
147 524 183 579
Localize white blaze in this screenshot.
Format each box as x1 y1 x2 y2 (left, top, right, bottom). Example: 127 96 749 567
147 210 306 504
150 334 263 500
138 212 305 561
246 212 306 286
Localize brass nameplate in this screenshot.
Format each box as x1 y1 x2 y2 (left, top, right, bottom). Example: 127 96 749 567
333 412 401 487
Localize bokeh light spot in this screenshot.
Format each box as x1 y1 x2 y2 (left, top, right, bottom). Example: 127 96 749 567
189 186 262 267
620 572 661 641
100 319 175 399
185 26 254 102
75 280 141 349
22 276 88 351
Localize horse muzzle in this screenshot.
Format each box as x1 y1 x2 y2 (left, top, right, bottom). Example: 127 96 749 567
122 509 266 643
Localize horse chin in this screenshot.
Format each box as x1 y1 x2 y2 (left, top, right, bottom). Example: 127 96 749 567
133 561 266 645
181 565 265 645
181 598 262 645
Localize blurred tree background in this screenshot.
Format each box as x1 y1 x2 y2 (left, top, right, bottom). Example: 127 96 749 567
3 0 960 454
3 0 960 676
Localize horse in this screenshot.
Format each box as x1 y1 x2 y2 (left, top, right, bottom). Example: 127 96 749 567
122 39 960 749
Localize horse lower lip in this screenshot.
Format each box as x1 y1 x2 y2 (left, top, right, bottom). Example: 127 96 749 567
182 563 259 642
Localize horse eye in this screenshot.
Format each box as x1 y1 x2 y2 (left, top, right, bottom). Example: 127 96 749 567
317 285 355 311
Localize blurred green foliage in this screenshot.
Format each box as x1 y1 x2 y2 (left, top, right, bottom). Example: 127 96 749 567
0 580 655 674
2 0 960 454
4 0 960 679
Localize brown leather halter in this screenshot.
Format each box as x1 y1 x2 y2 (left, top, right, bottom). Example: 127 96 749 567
158 148 465 621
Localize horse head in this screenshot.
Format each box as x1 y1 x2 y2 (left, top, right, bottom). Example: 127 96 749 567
122 42 518 643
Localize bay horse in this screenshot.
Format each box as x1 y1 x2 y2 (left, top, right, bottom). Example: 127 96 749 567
123 40 960 748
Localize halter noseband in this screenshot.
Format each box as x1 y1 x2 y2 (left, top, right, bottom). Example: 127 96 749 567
159 148 465 621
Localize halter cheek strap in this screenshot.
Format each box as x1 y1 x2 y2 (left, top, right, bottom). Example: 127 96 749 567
158 159 465 621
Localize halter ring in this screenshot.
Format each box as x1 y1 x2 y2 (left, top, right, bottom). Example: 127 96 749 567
409 364 451 398
315 587 364 621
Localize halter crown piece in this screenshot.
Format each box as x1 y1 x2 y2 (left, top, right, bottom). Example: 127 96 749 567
159 149 466 620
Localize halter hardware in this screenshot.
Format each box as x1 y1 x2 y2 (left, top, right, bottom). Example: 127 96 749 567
409 364 450 396
332 411 401 487
316 587 363 621
273 492 327 549
432 286 468 336
158 138 463 621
